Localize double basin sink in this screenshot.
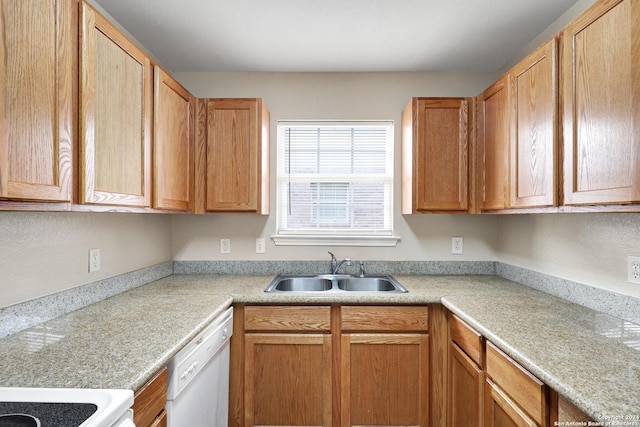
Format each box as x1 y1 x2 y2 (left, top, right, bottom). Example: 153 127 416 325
264 274 408 293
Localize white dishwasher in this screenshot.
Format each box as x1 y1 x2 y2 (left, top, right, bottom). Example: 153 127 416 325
166 307 233 427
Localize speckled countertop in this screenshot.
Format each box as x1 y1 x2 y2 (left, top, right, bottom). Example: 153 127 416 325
1 274 639 424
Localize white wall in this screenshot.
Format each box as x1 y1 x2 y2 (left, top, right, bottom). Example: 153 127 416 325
497 213 640 298
0 212 172 308
171 71 500 261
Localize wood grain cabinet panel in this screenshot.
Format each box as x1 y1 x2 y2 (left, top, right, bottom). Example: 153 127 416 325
478 77 510 211
341 305 430 427
341 333 429 427
245 333 332 427
242 305 332 427
133 367 167 427
196 98 269 214
79 2 152 207
341 305 429 332
402 98 472 213
449 313 483 366
550 391 594 425
510 38 558 208
0 0 76 204
485 342 547 427
562 0 640 207
448 313 485 427
153 67 194 211
244 305 331 332
449 341 484 427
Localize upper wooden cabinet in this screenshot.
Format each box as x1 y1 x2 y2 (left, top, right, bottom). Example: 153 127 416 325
562 0 640 207
0 0 76 204
477 76 510 211
402 98 471 213
79 2 153 208
510 38 558 208
153 67 195 211
195 98 269 214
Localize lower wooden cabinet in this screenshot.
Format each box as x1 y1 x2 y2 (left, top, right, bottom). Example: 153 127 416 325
231 304 430 427
448 314 484 427
233 304 597 427
133 367 167 427
550 392 594 425
485 342 547 427
240 305 333 427
341 306 430 427
245 333 332 427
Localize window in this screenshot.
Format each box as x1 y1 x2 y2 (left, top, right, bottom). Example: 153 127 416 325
273 121 398 246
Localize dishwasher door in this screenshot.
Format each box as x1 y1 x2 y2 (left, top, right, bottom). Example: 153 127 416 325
166 307 233 427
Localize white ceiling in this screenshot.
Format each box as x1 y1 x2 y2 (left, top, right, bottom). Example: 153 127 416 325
92 0 582 73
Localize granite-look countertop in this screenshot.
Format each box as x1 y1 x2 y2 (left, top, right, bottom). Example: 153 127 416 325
1 273 639 424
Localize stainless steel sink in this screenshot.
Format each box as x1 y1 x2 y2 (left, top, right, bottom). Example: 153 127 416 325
264 274 408 293
337 277 401 292
273 277 333 292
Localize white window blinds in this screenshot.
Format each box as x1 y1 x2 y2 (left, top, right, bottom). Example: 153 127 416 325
275 121 396 245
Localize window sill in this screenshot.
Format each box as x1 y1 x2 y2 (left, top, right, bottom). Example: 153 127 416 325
271 234 400 247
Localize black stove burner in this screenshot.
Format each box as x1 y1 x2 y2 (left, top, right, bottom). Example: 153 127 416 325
0 413 40 427
0 402 97 427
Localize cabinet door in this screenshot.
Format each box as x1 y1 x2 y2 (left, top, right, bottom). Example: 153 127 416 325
562 0 640 206
199 98 269 213
0 0 75 203
79 3 152 207
244 333 332 427
510 38 558 208
448 342 484 427
478 77 510 210
485 379 538 427
402 98 470 213
153 67 194 211
341 333 429 427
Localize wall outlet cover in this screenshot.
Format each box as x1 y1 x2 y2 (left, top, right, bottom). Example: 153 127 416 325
452 237 463 255
256 238 266 254
220 238 231 254
628 256 640 284
89 248 101 273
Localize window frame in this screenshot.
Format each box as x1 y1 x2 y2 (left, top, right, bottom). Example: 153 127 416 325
272 120 400 247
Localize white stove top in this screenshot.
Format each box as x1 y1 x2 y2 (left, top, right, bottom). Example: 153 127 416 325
0 388 133 427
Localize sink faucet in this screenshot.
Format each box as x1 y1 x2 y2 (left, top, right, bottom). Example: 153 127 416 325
328 251 352 274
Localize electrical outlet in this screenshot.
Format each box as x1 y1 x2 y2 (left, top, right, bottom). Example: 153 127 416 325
220 238 231 254
628 256 640 284
89 248 101 273
256 238 266 254
452 237 463 255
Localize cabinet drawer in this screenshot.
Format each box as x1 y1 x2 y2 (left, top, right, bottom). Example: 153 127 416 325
449 313 484 366
244 306 331 332
341 306 428 332
486 342 547 425
133 367 167 427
